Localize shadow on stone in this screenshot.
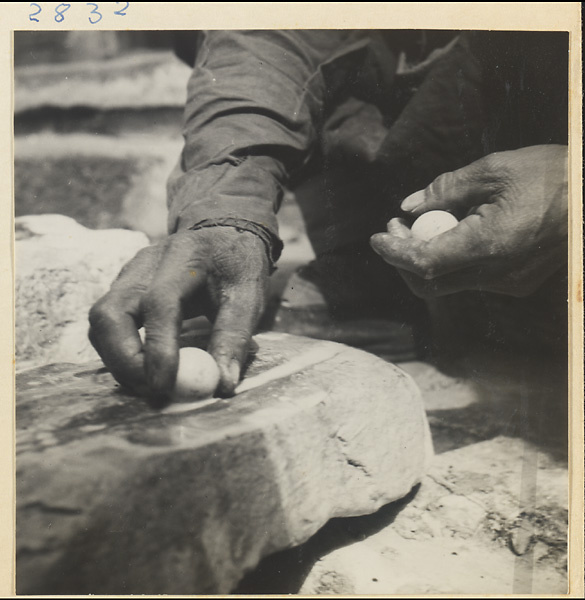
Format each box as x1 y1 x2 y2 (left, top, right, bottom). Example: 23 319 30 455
233 485 419 595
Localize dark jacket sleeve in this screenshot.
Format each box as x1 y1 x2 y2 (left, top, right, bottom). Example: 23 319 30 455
466 30 569 152
372 30 568 203
166 30 397 261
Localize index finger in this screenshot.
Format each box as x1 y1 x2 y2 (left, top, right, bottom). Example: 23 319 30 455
88 296 146 395
88 247 162 394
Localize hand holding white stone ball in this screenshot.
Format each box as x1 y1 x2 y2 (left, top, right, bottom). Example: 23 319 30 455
410 210 459 241
171 347 221 401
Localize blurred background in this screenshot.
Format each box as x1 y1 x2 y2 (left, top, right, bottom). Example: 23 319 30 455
15 31 196 239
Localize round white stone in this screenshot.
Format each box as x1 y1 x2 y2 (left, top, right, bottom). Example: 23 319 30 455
172 347 220 401
410 210 459 241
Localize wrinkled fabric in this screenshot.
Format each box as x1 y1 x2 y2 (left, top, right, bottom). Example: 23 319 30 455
167 30 397 242
167 30 568 264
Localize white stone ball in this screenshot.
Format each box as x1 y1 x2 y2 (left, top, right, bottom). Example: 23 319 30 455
410 210 459 241
172 347 220 401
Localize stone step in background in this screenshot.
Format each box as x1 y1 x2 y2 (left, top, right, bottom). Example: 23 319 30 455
15 133 182 240
15 49 190 112
14 47 189 241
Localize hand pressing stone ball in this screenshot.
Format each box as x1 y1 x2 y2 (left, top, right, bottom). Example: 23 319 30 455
410 210 458 241
172 347 221 401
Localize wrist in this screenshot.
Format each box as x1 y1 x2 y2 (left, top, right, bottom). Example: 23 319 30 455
187 218 282 274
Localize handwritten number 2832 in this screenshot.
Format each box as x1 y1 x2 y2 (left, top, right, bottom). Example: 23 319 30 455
29 3 129 23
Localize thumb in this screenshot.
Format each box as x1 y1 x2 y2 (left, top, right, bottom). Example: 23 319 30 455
401 157 497 217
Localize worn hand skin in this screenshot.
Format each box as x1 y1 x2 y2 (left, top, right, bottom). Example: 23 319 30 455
370 145 568 298
88 228 269 404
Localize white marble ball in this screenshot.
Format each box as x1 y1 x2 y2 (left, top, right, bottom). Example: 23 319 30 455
172 347 220 401
410 210 458 241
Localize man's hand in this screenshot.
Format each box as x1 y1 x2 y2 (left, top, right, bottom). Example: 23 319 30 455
88 228 270 402
370 145 568 298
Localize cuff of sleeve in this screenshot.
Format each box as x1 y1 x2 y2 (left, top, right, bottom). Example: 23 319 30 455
188 217 283 273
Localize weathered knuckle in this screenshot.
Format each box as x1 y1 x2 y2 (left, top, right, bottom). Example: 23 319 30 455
142 329 171 348
88 296 117 328
482 152 504 171
480 153 513 188
428 172 453 199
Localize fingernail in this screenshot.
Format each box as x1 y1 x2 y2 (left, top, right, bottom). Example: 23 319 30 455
218 359 240 397
228 360 240 387
369 234 382 253
401 190 425 212
249 339 260 355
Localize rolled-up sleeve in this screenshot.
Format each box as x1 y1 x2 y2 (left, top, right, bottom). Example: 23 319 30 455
167 30 396 260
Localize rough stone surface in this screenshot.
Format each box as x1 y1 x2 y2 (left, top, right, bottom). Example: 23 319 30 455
15 214 149 370
299 436 567 595
16 332 432 595
296 353 570 596
230 348 569 596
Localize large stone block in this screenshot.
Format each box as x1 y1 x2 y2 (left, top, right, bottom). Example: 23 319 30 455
16 332 432 595
231 345 569 595
15 214 149 369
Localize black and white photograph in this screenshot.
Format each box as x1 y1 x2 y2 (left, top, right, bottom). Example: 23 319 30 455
8 3 583 596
